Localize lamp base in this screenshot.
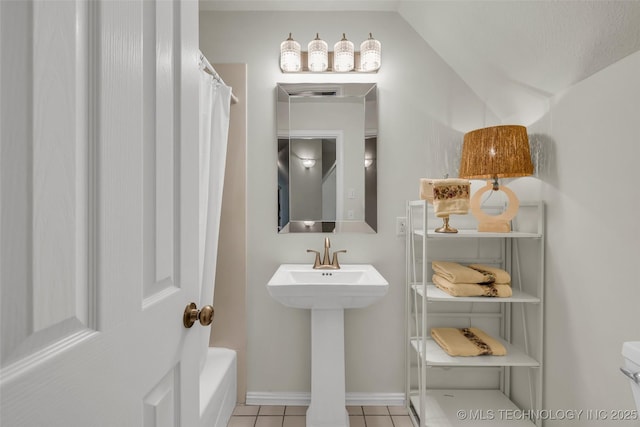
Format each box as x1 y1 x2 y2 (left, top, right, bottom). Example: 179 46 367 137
435 216 458 233
470 180 519 233
477 219 511 233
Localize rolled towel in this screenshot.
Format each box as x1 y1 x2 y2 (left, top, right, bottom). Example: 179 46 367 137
432 274 512 298
468 264 511 284
432 261 494 284
431 327 507 357
419 178 470 218
419 178 435 203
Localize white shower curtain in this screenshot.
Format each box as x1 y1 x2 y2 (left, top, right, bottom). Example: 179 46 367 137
198 62 231 372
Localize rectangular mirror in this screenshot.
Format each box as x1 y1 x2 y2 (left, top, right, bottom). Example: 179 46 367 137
277 83 377 233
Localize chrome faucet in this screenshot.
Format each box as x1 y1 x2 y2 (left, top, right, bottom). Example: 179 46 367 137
307 237 346 269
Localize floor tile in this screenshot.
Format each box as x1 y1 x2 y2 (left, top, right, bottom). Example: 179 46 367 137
258 405 286 416
349 415 366 427
283 415 305 427
392 415 414 427
255 415 283 427
347 406 364 415
388 406 409 416
365 415 394 427
227 415 257 427
285 406 308 415
363 406 390 415
232 405 260 416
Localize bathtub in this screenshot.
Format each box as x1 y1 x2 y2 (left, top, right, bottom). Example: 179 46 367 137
199 347 237 427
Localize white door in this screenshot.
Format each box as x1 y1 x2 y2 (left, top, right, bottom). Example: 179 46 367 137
0 1 204 426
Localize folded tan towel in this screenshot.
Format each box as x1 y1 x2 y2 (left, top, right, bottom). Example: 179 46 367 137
419 178 470 218
432 274 512 298
432 261 495 284
431 327 507 356
468 264 511 284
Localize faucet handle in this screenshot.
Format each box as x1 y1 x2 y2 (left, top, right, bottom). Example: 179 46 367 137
307 249 321 269
331 250 347 269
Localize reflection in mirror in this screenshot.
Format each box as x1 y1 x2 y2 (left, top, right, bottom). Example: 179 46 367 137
277 83 377 233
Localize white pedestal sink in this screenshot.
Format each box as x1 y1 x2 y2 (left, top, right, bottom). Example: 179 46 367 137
267 264 389 427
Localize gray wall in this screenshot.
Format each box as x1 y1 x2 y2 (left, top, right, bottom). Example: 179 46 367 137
200 10 496 398
530 50 640 424
201 7 640 416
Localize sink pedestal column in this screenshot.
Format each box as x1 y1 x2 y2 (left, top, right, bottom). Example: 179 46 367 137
306 308 349 427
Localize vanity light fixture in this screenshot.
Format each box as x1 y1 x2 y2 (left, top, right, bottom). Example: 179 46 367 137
279 33 380 73
302 158 316 168
280 33 301 72
308 33 328 72
360 33 381 72
459 125 533 232
333 33 354 72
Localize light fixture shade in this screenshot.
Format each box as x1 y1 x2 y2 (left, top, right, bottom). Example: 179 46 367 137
302 159 316 168
280 33 301 72
333 33 354 72
308 33 328 72
459 125 533 180
360 33 381 71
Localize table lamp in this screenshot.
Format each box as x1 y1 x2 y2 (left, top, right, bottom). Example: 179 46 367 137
459 125 533 232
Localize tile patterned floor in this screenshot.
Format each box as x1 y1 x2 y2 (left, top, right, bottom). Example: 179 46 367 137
228 405 413 427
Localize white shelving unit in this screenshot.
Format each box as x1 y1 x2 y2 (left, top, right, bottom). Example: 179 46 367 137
406 200 544 427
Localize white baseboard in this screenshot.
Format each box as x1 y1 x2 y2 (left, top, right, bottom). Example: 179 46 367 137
245 391 405 407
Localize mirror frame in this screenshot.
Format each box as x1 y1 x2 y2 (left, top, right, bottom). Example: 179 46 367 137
277 83 377 233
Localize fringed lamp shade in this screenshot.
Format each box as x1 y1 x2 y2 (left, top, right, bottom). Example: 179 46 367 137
459 125 533 180
459 125 533 233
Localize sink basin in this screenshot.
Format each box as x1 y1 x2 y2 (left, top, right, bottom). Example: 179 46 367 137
267 264 389 309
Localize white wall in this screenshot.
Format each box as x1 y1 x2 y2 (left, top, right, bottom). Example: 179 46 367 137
200 11 497 397
529 50 640 424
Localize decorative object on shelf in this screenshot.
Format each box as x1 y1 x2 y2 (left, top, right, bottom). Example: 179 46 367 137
459 125 533 233
360 33 381 72
333 33 354 72
280 33 301 72
307 33 328 72
419 178 470 233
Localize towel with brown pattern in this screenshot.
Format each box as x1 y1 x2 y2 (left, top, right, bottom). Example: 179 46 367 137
431 327 507 356
432 261 496 284
419 178 470 218
468 264 511 284
432 274 512 298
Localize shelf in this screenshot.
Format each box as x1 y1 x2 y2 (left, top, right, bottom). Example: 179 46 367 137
413 229 542 239
412 284 541 304
406 200 544 427
409 390 537 426
411 338 540 367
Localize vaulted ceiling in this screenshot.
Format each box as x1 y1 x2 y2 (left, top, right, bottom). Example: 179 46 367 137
200 0 640 123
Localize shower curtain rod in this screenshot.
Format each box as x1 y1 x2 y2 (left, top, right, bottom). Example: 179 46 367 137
199 52 239 105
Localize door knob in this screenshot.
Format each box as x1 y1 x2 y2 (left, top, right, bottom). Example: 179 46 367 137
183 302 214 328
